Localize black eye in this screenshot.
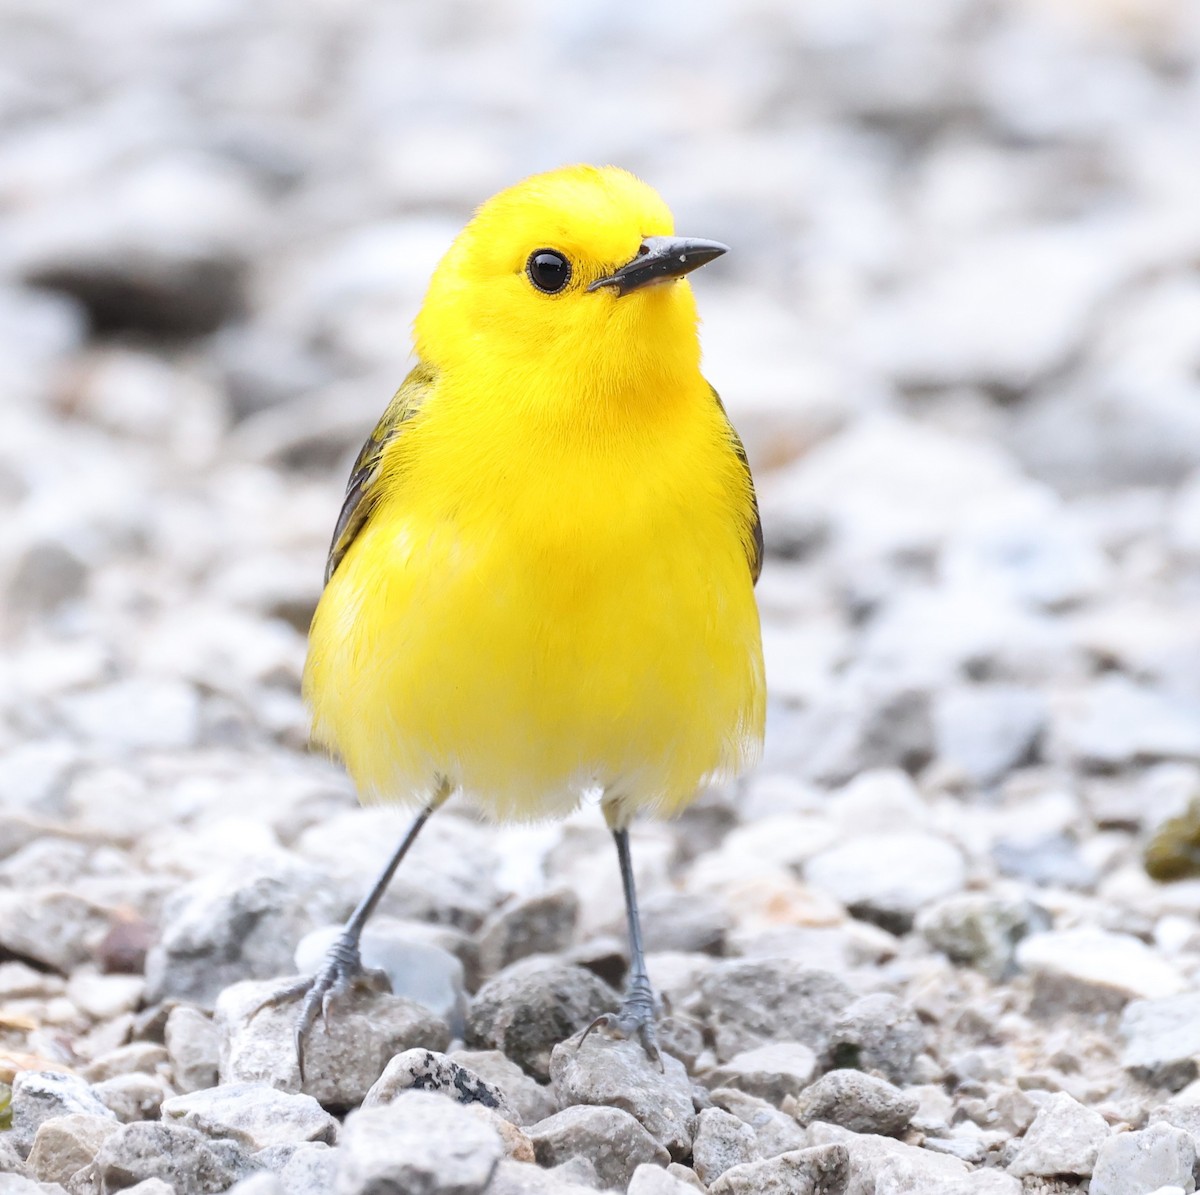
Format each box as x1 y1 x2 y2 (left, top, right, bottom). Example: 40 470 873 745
527 249 571 294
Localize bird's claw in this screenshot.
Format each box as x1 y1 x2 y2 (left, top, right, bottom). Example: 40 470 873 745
250 931 390 1080
579 980 663 1070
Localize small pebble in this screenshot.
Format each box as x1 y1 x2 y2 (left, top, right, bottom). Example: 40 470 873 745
690 1107 757 1184
362 1049 519 1124
1006 1091 1110 1178
161 1082 338 1151
465 961 617 1082
549 1034 695 1159
788 1069 918 1137
337 1091 502 1195
528 1104 669 1190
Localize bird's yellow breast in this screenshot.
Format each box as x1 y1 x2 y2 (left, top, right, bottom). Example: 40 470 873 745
303 370 764 822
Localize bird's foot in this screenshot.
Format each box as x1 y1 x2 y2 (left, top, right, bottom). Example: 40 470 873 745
580 976 662 1069
251 929 391 1079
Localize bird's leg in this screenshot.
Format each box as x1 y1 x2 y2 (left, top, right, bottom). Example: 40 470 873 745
254 781 450 1078
581 822 662 1066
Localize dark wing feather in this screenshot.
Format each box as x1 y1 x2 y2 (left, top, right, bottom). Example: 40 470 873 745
711 385 763 585
324 363 435 585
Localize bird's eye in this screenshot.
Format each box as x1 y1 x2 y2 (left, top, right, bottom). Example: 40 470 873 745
526 250 571 294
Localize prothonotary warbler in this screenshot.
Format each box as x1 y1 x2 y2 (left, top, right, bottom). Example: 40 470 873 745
263 164 765 1070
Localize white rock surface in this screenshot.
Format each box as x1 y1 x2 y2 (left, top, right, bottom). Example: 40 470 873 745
336 1092 502 1195
805 832 967 929
1006 1092 1110 1178
1017 928 1187 1013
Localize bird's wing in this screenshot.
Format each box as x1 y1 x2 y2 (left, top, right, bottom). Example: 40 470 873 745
711 385 763 585
324 363 435 585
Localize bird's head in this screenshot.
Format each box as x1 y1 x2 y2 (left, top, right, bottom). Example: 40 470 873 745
413 165 726 403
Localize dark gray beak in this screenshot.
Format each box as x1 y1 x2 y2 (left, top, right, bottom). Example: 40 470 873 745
588 236 728 297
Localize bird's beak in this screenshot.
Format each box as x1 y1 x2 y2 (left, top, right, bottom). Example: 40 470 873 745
588 236 728 297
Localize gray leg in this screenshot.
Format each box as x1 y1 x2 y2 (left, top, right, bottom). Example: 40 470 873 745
256 782 450 1077
582 826 661 1065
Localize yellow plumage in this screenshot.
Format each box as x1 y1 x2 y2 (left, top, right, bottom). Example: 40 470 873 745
303 164 764 825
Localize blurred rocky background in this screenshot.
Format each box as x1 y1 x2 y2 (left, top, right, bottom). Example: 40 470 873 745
4 1 1200 1192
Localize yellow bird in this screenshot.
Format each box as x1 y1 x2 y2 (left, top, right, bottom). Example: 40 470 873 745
272 164 765 1067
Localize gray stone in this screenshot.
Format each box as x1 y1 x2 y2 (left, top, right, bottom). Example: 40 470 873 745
760 415 1030 581
639 890 730 956
15 155 259 335
92 1121 253 1193
932 685 1046 787
1018 928 1185 1017
467 1105 536 1164
828 994 926 1085
165 1006 220 1094
1012 368 1200 496
477 889 579 976
527 1105 669 1190
691 1108 757 1184
254 1142 339 1195
26 1114 119 1186
1006 1091 1110 1178
337 1092 501 1195
5 540 86 616
784 684 936 787
708 1144 850 1195
0 740 78 817
225 1177 285 1195
144 858 351 1007
1151 1099 1200 1154
652 1014 706 1075
58 679 202 753
295 921 467 1036
703 1042 817 1105
162 1082 338 1151
920 1134 988 1166
216 977 450 1109
665 1164 706 1190
861 228 1122 393
0 1177 66 1195
805 833 966 933
790 1070 917 1138
549 1034 695 1158
82 1042 169 1083
120 1182 178 1195
363 1049 518 1123
628 1163 704 1195
920 1174 1022 1195
991 831 1098 891
692 960 855 1062
466 962 617 1081
709 1088 808 1159
942 502 1108 613
1121 993 1200 1090
0 889 118 974
9 1071 116 1157
449 1050 558 1126
1056 677 1200 770
806 1122 971 1191
89 1073 171 1123
0 1137 24 1174
0 962 64 1002
916 891 1046 981
484 1157 601 1195
295 810 501 932
1090 1124 1196 1195
544 1156 604 1189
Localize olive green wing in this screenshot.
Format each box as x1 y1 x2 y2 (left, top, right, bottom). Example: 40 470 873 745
324 363 435 585
711 385 763 585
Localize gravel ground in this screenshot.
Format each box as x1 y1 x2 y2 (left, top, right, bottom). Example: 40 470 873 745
4 1 1200 1193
